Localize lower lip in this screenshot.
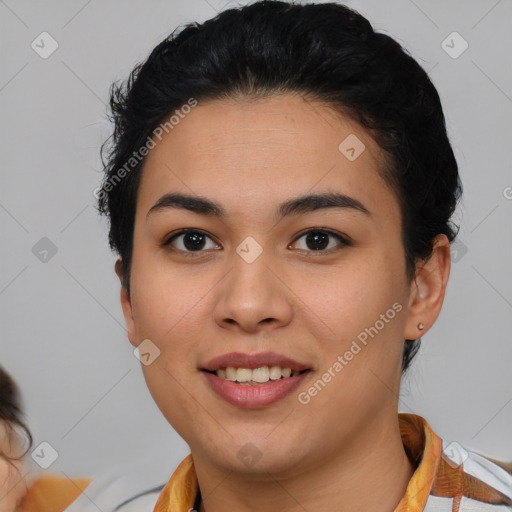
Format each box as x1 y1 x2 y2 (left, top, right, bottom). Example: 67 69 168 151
202 371 311 408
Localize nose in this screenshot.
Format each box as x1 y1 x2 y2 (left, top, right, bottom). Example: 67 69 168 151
212 250 294 333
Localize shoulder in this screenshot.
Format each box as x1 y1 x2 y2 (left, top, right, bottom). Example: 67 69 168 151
19 475 92 512
62 471 167 512
426 440 512 512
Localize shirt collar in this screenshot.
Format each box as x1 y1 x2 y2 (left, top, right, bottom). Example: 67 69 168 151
153 413 441 512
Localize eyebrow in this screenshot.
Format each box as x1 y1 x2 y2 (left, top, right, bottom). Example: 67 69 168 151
146 191 370 221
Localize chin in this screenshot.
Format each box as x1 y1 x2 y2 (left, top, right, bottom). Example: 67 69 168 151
203 433 309 476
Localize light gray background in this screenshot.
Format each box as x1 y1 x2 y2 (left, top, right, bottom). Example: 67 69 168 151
1 0 511 482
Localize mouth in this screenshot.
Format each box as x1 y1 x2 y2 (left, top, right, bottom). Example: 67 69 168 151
199 351 313 408
202 366 310 385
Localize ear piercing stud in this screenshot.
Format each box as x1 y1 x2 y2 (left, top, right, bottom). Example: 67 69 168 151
417 322 425 330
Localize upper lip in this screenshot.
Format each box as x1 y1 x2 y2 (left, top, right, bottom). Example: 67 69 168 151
201 351 311 372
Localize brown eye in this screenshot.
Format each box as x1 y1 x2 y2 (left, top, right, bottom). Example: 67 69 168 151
291 229 350 253
163 229 220 253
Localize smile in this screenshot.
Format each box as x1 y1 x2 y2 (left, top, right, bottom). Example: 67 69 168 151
200 351 313 407
208 365 305 384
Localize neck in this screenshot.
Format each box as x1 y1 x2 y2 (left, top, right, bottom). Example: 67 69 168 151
194 413 416 512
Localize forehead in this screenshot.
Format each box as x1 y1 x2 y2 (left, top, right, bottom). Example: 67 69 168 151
136 93 398 223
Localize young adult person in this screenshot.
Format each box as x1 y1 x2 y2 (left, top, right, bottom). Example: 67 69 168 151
95 2 512 511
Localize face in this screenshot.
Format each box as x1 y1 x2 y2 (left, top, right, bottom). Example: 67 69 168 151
118 93 447 476
0 423 27 511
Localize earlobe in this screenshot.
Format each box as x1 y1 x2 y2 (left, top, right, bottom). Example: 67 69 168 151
404 234 451 340
114 258 138 347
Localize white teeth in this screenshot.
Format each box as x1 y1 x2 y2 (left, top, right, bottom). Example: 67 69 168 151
269 366 282 380
225 367 237 381
214 365 302 383
235 368 252 383
252 366 270 383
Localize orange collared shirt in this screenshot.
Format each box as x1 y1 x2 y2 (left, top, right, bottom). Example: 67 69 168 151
17 475 92 512
153 413 512 512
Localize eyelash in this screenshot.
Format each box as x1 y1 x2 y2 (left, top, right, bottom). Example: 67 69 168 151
161 228 351 256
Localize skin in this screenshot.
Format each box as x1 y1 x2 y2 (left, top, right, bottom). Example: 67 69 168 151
0 424 29 511
116 93 451 512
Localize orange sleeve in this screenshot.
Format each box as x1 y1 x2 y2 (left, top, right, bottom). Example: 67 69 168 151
17 475 92 512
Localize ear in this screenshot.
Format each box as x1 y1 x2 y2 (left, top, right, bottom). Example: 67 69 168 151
404 234 451 340
115 258 138 347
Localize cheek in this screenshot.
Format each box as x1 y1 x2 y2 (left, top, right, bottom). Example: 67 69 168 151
131 266 208 431
140 363 214 447
129 251 210 399
292 256 403 344
296 254 407 405
129 248 208 343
